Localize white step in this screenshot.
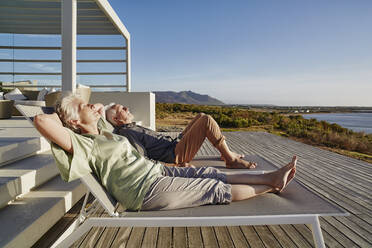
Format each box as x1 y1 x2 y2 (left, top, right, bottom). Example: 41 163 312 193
0 151 59 208
0 176 85 248
0 137 50 166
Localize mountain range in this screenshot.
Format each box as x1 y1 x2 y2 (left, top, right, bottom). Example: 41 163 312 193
153 91 224 105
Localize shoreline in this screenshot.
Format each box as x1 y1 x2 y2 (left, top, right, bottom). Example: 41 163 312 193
301 111 372 115
301 112 372 134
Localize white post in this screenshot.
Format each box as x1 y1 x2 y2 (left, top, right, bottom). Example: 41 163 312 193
126 38 131 92
61 0 77 93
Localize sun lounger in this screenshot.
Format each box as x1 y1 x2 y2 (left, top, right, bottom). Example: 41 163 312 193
15 104 348 248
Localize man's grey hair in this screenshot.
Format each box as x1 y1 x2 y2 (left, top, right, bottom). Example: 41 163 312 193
55 94 82 133
105 104 118 127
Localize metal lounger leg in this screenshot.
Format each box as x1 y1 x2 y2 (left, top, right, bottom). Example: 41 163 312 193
50 218 83 248
51 190 91 248
311 216 325 248
54 220 93 248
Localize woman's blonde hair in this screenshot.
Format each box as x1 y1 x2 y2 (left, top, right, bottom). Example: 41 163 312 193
55 94 82 133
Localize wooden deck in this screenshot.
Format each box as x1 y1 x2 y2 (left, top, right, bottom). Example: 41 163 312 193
34 132 372 248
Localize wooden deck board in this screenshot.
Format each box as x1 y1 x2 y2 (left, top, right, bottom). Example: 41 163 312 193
201 227 219 248
318 218 352 248
157 227 172 248
141 227 158 248
281 224 313 248
323 216 371 247
126 227 145 248
35 132 372 247
337 216 372 243
110 227 131 248
95 227 119 248
173 227 187 248
214 226 235 248
240 226 265 248
187 227 203 248
267 225 298 248
74 208 107 247
226 226 250 248
254 225 282 248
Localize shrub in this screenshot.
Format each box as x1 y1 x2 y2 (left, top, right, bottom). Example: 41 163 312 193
156 103 372 155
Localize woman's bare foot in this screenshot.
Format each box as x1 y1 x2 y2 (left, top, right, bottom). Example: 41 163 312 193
269 156 297 193
225 157 257 169
272 167 296 194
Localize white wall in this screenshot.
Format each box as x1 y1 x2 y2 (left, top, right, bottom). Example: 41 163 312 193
90 92 155 130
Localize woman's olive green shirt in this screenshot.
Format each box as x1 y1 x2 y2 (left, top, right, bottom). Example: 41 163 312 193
51 120 164 211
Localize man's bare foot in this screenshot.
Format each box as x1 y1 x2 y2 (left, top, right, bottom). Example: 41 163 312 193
177 162 195 168
269 156 297 193
221 152 244 161
225 157 257 169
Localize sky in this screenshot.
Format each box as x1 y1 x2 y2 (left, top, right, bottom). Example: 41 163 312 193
1 0 371 106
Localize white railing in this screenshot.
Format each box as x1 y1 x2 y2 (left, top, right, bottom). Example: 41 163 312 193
0 45 130 91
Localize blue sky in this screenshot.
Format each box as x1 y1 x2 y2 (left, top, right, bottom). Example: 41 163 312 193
1 0 371 106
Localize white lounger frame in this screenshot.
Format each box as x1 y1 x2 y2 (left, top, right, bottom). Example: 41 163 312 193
52 174 328 248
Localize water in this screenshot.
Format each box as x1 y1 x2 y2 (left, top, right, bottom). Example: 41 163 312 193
303 113 372 134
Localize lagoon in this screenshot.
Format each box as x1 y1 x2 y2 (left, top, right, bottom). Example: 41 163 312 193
303 112 372 134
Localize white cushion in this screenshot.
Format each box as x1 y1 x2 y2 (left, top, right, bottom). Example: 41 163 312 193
14 100 46 106
103 103 116 120
0 92 3 100
49 87 57 93
4 88 27 101
37 87 49 101
77 83 90 88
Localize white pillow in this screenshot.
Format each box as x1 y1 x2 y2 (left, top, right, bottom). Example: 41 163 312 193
103 102 116 120
4 88 27 101
77 83 90 88
37 87 49 101
49 87 57 93
0 92 3 100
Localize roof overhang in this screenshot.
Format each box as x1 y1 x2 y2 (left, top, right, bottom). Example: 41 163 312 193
0 0 130 38
0 0 131 92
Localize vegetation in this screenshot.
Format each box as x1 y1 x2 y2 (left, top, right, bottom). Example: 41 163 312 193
156 103 372 162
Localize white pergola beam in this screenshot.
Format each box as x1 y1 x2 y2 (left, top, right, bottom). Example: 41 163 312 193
94 0 131 91
126 38 131 92
61 0 77 93
94 0 130 39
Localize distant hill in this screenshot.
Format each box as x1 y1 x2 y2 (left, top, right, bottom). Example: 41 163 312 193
153 91 224 105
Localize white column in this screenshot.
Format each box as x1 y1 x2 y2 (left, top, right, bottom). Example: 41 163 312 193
61 0 77 93
126 38 131 92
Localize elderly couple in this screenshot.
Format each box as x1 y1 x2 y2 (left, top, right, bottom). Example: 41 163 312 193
35 94 297 211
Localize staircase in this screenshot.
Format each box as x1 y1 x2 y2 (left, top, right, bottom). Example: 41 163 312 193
0 118 85 248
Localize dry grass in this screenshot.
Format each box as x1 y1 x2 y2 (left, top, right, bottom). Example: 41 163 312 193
156 112 196 129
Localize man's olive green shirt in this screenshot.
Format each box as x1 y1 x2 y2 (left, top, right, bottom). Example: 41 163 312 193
51 119 164 211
